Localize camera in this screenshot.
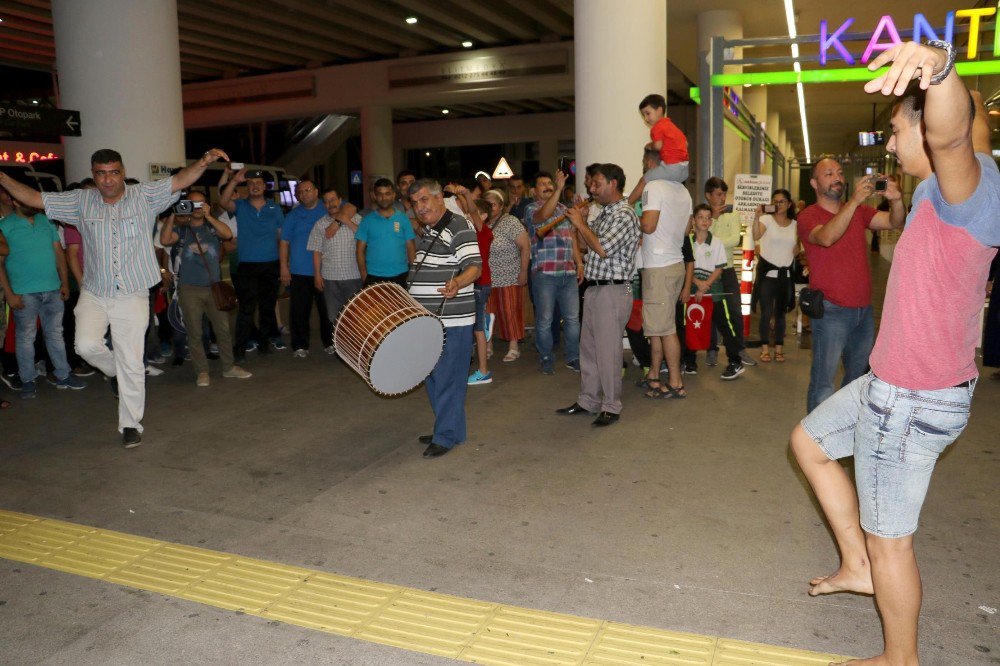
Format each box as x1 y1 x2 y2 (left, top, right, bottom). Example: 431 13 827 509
763 204 776 214
173 200 204 215
858 130 885 147
230 162 244 170
874 179 888 192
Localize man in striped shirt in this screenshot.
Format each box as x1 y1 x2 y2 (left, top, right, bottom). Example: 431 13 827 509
407 179 481 458
0 147 232 448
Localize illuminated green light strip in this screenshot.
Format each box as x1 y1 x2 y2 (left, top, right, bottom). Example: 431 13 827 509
708 61 1000 87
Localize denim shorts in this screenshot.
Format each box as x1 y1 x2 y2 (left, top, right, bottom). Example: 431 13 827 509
801 372 974 538
473 285 491 332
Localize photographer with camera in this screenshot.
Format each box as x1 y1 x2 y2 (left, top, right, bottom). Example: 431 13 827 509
160 191 251 387
0 146 230 448
796 161 905 413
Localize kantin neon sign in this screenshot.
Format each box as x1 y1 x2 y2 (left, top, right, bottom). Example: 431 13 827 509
821 9 997 65
0 150 59 164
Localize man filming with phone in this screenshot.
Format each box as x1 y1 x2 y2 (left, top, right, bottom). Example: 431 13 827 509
796 160 905 413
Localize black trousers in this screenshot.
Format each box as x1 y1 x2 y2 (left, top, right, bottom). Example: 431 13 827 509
289 274 332 350
684 297 741 366
234 261 279 353
709 267 744 351
364 272 408 288
757 276 789 346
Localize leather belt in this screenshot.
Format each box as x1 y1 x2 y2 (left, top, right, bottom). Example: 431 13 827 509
587 279 628 286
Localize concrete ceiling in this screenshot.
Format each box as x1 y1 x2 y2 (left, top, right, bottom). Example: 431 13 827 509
0 1 992 161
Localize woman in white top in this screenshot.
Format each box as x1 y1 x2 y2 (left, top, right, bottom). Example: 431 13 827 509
751 189 799 363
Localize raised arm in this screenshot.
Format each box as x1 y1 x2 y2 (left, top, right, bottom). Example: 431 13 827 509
170 148 230 194
809 180 874 247
0 173 44 211
218 168 246 214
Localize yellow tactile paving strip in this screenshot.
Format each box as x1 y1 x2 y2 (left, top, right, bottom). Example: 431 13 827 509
0 509 850 665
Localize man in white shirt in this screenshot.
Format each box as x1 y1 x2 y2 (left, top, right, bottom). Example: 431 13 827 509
637 149 692 398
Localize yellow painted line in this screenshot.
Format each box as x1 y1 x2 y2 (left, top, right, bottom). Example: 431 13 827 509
0 509 850 665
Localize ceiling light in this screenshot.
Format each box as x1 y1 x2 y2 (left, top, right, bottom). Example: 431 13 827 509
462 41 473 48
441 109 449 115
405 16 417 24
784 0 811 161
425 151 431 157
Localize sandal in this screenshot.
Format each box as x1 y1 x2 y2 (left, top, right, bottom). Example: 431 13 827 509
635 376 656 390
645 381 686 400
502 349 520 362
774 351 786 362
759 351 772 363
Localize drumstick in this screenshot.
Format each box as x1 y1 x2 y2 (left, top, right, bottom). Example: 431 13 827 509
436 266 459 316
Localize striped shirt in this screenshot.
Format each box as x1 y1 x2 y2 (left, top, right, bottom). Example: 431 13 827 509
408 211 481 328
42 178 178 298
583 198 640 282
307 214 362 281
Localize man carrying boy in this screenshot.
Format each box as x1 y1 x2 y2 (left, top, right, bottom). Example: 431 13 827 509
628 93 689 204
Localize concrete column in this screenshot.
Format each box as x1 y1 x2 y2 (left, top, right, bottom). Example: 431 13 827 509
575 0 666 195
51 0 184 182
743 86 767 174
698 10 743 187
360 105 394 205
538 138 560 178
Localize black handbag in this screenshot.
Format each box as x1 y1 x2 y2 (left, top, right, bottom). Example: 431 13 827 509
799 287 824 319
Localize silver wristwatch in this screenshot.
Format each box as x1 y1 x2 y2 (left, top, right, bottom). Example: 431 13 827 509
925 40 956 85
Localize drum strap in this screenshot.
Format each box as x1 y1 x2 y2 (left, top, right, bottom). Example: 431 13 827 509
406 212 452 289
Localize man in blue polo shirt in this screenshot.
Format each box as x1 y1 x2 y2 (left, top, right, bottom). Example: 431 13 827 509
356 178 416 287
280 179 333 357
0 195 86 398
220 169 286 363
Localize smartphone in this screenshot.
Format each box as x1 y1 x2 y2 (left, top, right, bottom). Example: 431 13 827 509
230 162 245 170
558 156 575 177
763 204 776 214
874 179 888 192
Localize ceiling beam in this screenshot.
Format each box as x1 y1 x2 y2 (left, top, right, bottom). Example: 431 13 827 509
1 25 54 50
276 0 435 51
338 2 463 48
389 0 500 45
176 15 321 62
178 34 300 67
504 0 572 36
0 15 53 37
451 1 536 41
0 3 51 25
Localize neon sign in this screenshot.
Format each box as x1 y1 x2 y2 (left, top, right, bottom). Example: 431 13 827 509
821 10 997 65
0 150 60 164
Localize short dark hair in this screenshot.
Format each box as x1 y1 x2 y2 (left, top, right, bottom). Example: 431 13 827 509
639 94 666 112
396 169 415 183
772 188 795 220
810 156 838 179
322 188 340 198
585 163 601 177
594 163 626 193
296 177 316 188
643 148 660 165
693 203 712 216
372 177 395 191
473 199 492 217
532 171 554 187
90 149 123 166
894 79 974 126
704 177 728 194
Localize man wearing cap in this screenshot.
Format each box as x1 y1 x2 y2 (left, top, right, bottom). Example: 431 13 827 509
0 146 232 448
220 168 286 362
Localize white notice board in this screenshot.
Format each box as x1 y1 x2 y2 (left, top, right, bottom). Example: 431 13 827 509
733 173 773 225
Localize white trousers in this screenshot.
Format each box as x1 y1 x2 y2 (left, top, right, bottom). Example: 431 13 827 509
75 290 148 433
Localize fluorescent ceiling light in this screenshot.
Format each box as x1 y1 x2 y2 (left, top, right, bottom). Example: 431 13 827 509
462 41 473 48
784 0 810 161
441 109 449 114
405 16 418 24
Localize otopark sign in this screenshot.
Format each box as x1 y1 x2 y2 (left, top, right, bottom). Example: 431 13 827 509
0 104 82 137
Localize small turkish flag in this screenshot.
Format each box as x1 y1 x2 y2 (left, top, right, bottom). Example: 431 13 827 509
684 299 714 350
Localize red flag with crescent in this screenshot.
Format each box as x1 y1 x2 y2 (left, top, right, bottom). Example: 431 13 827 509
684 299 714 350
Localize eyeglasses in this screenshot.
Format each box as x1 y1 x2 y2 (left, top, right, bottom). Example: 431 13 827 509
772 200 789 205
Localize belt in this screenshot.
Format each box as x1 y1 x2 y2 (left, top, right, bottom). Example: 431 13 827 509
587 279 628 286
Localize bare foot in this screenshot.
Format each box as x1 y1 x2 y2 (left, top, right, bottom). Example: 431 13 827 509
809 567 874 596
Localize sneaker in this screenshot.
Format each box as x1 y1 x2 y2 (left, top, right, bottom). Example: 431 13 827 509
56 375 87 390
196 372 210 387
706 349 719 367
145 366 164 377
147 354 167 365
484 313 494 343
1 372 23 391
222 366 253 379
324 345 337 355
293 349 309 359
208 343 219 355
468 370 493 385
122 427 142 449
73 364 96 377
206 350 220 360
565 359 580 373
20 380 37 399
739 349 758 367
271 338 287 351
45 372 59 387
540 361 555 375
682 362 698 375
721 362 745 380
245 340 259 353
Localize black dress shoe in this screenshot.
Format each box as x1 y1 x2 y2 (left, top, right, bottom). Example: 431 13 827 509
422 443 451 458
592 411 620 427
418 434 433 444
555 402 590 415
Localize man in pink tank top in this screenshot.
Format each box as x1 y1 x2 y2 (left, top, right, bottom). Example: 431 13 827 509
790 41 999 665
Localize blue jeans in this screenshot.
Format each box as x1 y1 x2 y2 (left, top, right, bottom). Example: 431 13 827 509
531 273 580 364
807 300 874 413
426 325 474 448
13 290 71 383
803 372 974 537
